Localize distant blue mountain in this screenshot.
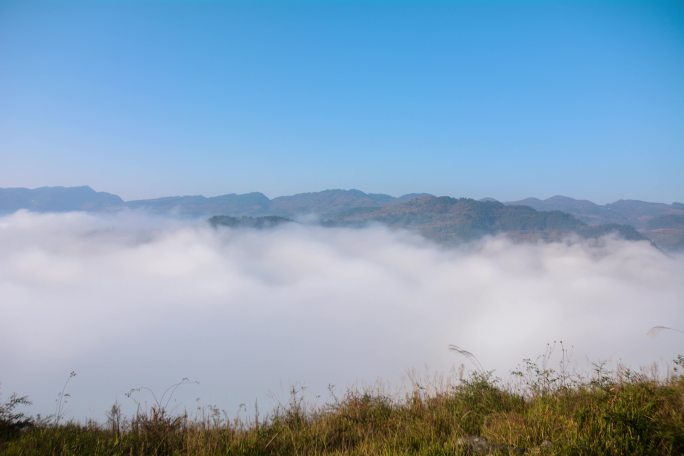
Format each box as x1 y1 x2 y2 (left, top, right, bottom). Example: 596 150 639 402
506 195 684 250
2 186 682 250
0 186 426 217
126 192 271 217
0 186 124 213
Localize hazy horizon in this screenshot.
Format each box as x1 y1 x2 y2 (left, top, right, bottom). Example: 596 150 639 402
2 183 683 206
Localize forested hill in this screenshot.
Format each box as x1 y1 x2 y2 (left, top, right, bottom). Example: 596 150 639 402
506 195 684 250
326 195 646 244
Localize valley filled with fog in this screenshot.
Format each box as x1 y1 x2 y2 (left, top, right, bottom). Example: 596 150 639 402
1 210 682 421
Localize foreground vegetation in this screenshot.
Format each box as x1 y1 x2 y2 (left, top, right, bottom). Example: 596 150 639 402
2 357 684 455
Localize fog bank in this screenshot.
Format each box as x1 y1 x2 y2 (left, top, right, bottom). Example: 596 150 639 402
1 211 682 420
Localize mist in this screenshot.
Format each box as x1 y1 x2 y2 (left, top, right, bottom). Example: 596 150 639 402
1 210 682 421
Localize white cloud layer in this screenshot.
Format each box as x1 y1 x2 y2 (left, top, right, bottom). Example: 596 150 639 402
1 211 683 420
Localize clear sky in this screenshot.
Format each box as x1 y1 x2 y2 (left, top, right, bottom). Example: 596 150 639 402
1 0 683 203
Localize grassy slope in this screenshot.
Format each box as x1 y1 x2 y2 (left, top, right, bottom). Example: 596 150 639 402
2 363 684 456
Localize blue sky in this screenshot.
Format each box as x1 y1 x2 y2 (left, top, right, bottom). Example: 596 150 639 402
1 0 683 203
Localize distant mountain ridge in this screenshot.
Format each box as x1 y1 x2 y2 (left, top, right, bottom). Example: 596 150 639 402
127 192 271 217
0 186 123 213
0 186 430 218
1 186 682 250
329 196 647 244
507 195 684 226
505 195 684 251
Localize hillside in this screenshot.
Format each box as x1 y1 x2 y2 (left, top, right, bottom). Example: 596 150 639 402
3 366 683 455
329 196 645 244
507 195 684 250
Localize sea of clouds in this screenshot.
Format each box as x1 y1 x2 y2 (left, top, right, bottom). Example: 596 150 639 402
1 210 683 421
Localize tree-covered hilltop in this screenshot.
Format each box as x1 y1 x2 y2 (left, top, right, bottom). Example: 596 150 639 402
209 215 294 229
328 196 647 244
